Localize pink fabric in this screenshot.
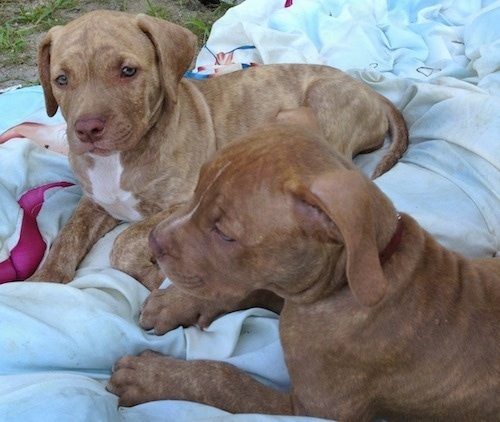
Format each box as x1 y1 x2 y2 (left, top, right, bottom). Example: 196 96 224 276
0 182 74 283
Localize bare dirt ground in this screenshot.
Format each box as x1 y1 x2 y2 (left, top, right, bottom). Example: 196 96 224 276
0 0 224 90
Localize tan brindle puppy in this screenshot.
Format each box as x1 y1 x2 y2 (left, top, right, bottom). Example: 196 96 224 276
30 10 407 289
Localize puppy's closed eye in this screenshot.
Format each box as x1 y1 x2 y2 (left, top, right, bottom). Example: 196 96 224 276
213 223 235 243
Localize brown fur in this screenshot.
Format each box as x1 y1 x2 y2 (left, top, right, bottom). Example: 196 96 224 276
29 10 407 288
108 115 500 421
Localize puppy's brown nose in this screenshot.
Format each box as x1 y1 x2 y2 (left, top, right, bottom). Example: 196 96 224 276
75 117 105 143
149 227 180 262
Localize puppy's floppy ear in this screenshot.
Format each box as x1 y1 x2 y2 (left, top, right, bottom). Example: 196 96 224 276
135 14 197 104
38 28 60 117
292 170 387 307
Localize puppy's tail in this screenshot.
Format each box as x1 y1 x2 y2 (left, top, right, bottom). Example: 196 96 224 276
372 98 409 178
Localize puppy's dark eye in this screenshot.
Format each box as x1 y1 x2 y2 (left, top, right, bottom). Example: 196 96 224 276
55 75 68 86
121 66 137 77
214 224 235 243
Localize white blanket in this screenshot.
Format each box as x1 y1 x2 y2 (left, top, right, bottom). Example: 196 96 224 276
0 0 499 421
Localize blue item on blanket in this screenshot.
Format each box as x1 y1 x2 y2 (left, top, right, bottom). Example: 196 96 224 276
0 0 498 421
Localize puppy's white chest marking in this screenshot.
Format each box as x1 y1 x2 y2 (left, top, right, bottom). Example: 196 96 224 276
87 153 142 222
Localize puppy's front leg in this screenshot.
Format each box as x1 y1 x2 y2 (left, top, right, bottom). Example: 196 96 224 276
108 350 293 414
28 197 117 283
140 285 283 335
139 285 224 334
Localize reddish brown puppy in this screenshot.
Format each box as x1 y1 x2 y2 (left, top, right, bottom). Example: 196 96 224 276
108 116 499 421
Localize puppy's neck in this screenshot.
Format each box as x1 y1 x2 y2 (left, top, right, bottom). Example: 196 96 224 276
379 214 403 265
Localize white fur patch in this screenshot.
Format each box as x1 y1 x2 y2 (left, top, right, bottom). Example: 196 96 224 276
87 152 142 222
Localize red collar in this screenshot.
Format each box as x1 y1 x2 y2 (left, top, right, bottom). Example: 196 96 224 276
379 214 403 265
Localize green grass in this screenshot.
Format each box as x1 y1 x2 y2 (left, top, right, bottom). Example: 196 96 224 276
0 23 27 54
0 0 78 55
145 0 173 20
15 0 78 28
143 1 236 45
186 2 234 44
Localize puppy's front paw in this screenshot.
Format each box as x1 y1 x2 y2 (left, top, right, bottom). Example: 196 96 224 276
107 350 186 407
139 285 224 335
